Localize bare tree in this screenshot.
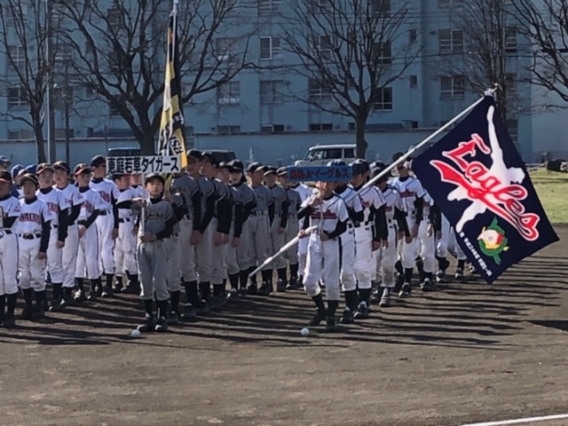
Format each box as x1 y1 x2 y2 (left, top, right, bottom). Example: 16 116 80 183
439 0 521 124
56 0 255 154
279 0 420 158
0 0 50 162
513 0 568 106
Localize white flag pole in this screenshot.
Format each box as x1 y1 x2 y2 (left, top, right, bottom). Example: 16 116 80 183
249 87 498 276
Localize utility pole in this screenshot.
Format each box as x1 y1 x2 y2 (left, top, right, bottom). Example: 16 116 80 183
64 62 71 164
45 0 57 163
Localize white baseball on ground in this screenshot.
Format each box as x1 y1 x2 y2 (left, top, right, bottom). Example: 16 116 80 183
131 329 141 338
301 327 310 336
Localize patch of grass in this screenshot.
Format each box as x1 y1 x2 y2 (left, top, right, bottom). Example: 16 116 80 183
530 169 568 224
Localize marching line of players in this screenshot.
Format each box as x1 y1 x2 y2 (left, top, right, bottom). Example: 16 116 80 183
0 151 470 332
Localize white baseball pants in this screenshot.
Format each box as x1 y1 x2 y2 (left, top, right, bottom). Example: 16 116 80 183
62 225 79 289
179 217 197 282
210 218 228 285
138 240 169 301
449 228 467 260
436 215 452 258
18 235 46 291
245 213 271 270
46 228 64 283
418 221 436 274
196 220 214 283
165 235 181 292
76 225 100 279
377 221 397 289
283 215 299 266
303 233 341 301
270 215 286 269
298 218 308 277
354 225 374 290
226 226 239 276
236 220 251 271
96 213 115 274
340 230 356 292
0 233 18 295
400 217 418 269
114 220 137 277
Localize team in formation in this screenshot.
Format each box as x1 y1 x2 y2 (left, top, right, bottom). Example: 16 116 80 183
0 151 470 332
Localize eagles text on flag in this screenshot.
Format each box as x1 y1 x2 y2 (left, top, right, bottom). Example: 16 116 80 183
411 95 559 284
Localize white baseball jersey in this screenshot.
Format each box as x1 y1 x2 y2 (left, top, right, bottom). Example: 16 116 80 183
308 195 349 234
391 176 425 214
56 183 84 211
292 183 312 203
37 188 70 226
381 185 403 222
89 178 118 212
17 198 50 234
116 188 136 220
352 185 385 222
422 190 434 219
0 195 20 229
78 188 105 221
131 184 148 199
334 186 363 226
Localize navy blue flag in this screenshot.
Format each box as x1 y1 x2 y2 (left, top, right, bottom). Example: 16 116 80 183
412 96 559 284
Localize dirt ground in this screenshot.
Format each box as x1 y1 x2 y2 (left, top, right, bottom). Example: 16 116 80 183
2 229 568 426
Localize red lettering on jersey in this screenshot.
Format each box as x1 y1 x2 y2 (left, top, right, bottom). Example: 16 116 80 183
47 202 59 214
311 210 337 219
99 191 111 203
84 201 94 214
19 212 41 224
400 190 415 198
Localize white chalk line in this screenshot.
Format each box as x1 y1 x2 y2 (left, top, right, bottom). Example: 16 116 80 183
461 413 568 426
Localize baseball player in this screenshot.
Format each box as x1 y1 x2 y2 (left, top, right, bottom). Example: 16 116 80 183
36 163 70 312
113 173 137 293
349 159 388 319
436 215 468 281
0 170 20 328
276 167 302 290
202 154 232 310
297 178 349 332
53 161 84 306
89 155 119 297
417 191 441 291
192 152 219 315
229 160 255 294
391 158 425 297
17 173 51 320
134 173 176 333
123 173 146 294
245 162 273 295
328 160 363 324
265 166 289 293
73 164 104 302
370 165 410 307
179 150 203 321
290 179 312 287
10 165 23 198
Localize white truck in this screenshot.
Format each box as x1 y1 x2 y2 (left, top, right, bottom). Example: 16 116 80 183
294 144 357 166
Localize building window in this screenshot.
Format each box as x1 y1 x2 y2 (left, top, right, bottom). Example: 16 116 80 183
439 29 464 54
505 27 517 53
505 73 517 97
371 0 391 16
373 87 393 110
258 0 280 15
109 101 121 116
372 41 392 65
438 0 464 7
54 43 73 64
7 46 26 73
309 123 333 132
260 80 284 104
55 128 75 139
215 37 237 61
8 129 32 139
308 78 332 102
260 36 282 60
440 76 465 98
261 124 285 133
507 119 518 143
106 7 122 28
311 35 332 59
409 29 417 43
410 75 418 87
8 87 26 108
217 125 241 135
54 87 74 110
217 81 240 105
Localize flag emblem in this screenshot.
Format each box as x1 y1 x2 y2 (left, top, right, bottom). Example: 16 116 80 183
477 218 509 265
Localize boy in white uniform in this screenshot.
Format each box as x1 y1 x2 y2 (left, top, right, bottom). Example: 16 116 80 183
0 171 20 328
298 178 349 332
113 173 137 293
17 174 51 321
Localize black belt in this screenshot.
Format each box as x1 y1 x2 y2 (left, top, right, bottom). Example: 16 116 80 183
78 220 87 226
99 210 108 216
349 221 372 229
19 233 41 240
1 230 12 235
119 218 131 223
51 224 58 229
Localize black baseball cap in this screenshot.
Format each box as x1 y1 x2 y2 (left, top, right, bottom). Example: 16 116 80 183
350 159 369 176
90 155 106 168
201 151 219 166
264 166 277 176
0 171 11 182
20 173 39 187
112 173 131 180
187 149 202 160
144 173 165 185
276 167 287 177
228 159 244 172
53 160 71 174
74 163 92 176
246 162 263 174
36 163 54 175
218 161 231 170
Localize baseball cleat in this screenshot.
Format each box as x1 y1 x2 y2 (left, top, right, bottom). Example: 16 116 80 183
210 296 223 311
20 306 33 321
101 285 114 298
398 282 411 298
339 307 354 324
308 309 327 327
286 277 299 290
276 279 286 292
49 300 63 312
257 282 272 296
167 312 179 325
155 317 168 333
246 284 258 295
326 316 338 332
354 301 370 319
181 303 198 322
196 299 210 316
226 289 240 302
1 313 16 329
137 315 155 333
379 290 391 308
420 278 433 291
31 306 45 321
86 292 98 302
74 290 86 302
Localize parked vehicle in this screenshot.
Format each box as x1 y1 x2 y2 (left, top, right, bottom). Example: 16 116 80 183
294 144 356 166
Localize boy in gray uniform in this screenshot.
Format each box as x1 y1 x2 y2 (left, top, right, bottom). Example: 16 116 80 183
264 167 289 293
245 163 273 295
229 160 256 294
277 167 302 290
165 190 187 324
134 173 176 333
